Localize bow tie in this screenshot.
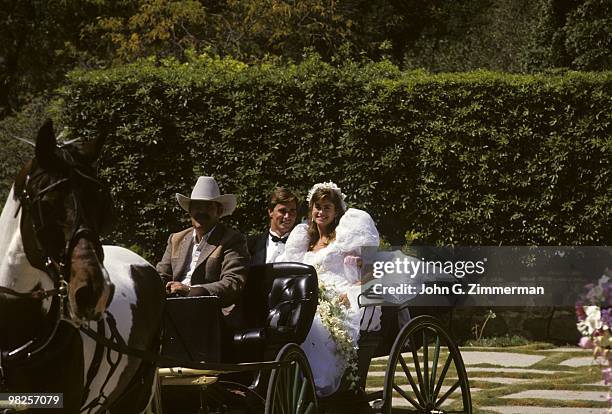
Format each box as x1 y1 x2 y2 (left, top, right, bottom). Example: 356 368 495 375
270 233 289 244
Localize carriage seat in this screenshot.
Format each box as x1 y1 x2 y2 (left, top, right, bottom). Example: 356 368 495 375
233 263 318 352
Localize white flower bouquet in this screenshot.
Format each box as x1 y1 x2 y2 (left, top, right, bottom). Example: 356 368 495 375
317 281 360 391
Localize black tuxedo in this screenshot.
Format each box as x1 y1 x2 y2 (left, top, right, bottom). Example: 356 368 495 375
247 232 268 265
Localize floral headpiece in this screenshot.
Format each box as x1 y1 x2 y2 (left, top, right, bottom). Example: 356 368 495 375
306 181 347 211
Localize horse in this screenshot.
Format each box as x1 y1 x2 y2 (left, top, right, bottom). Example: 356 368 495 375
0 120 165 413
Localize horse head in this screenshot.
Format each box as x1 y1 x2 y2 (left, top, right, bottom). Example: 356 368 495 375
14 119 114 322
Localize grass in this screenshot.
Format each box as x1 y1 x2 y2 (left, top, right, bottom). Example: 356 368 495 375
463 335 534 347
463 335 555 349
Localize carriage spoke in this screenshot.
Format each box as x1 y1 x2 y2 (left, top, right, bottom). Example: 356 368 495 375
422 330 429 402
276 368 285 413
392 383 422 410
409 334 425 398
430 335 441 394
274 382 284 414
303 402 314 414
291 365 300 413
398 354 425 406
286 364 293 412
292 363 300 412
435 380 461 408
296 379 307 413
283 367 291 413
433 351 454 401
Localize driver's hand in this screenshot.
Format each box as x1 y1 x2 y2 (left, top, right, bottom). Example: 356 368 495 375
166 281 190 296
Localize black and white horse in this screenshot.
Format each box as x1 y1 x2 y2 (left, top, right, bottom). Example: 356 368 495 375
0 120 165 413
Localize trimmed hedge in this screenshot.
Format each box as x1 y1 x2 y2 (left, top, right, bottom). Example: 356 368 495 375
57 55 611 260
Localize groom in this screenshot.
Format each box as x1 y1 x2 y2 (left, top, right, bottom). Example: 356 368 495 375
248 187 299 264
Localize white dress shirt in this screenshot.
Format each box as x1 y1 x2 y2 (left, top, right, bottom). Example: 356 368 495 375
182 226 216 286
266 230 289 263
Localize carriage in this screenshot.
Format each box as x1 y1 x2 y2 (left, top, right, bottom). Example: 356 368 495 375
1 120 470 414
153 262 472 414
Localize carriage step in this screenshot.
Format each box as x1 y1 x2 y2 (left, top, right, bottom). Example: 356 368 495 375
158 367 219 387
370 398 384 413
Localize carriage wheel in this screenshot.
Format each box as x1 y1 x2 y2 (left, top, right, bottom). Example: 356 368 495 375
383 315 471 414
265 343 318 414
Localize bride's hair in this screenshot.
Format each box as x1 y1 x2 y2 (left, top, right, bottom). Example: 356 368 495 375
307 187 346 250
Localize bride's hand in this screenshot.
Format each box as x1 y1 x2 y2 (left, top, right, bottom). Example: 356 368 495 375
344 255 363 268
338 293 350 308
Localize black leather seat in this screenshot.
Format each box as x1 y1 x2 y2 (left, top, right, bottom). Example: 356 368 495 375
233 262 318 360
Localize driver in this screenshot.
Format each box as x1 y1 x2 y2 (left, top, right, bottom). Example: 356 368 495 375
156 176 249 307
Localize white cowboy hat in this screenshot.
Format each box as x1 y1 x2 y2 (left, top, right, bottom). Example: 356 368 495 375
176 176 237 217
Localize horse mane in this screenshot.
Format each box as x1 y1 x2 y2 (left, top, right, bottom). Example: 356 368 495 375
13 160 32 201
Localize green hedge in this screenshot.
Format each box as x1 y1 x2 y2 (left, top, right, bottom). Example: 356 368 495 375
56 55 611 260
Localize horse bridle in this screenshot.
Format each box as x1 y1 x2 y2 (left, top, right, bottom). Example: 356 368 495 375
0 162 107 388
2 163 106 295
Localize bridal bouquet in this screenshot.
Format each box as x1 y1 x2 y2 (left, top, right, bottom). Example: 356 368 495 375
317 282 360 391
576 274 612 406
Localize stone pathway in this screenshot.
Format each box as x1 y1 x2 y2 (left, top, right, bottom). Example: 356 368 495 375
366 345 610 413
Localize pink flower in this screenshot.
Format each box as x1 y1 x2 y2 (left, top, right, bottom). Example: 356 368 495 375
579 336 594 349
602 368 612 385
576 305 586 320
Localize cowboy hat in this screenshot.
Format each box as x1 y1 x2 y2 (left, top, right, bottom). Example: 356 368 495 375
176 176 237 217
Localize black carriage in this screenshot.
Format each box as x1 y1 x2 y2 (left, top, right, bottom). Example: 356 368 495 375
153 263 472 414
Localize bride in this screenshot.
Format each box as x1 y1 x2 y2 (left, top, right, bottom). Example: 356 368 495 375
281 182 380 397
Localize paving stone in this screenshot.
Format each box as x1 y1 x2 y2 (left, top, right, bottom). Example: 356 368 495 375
540 347 589 353
387 397 455 407
560 356 605 367
481 406 606 413
466 367 563 374
460 351 545 367
468 376 533 384
501 389 608 402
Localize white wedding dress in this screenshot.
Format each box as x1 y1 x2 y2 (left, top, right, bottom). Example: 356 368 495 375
281 208 380 396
